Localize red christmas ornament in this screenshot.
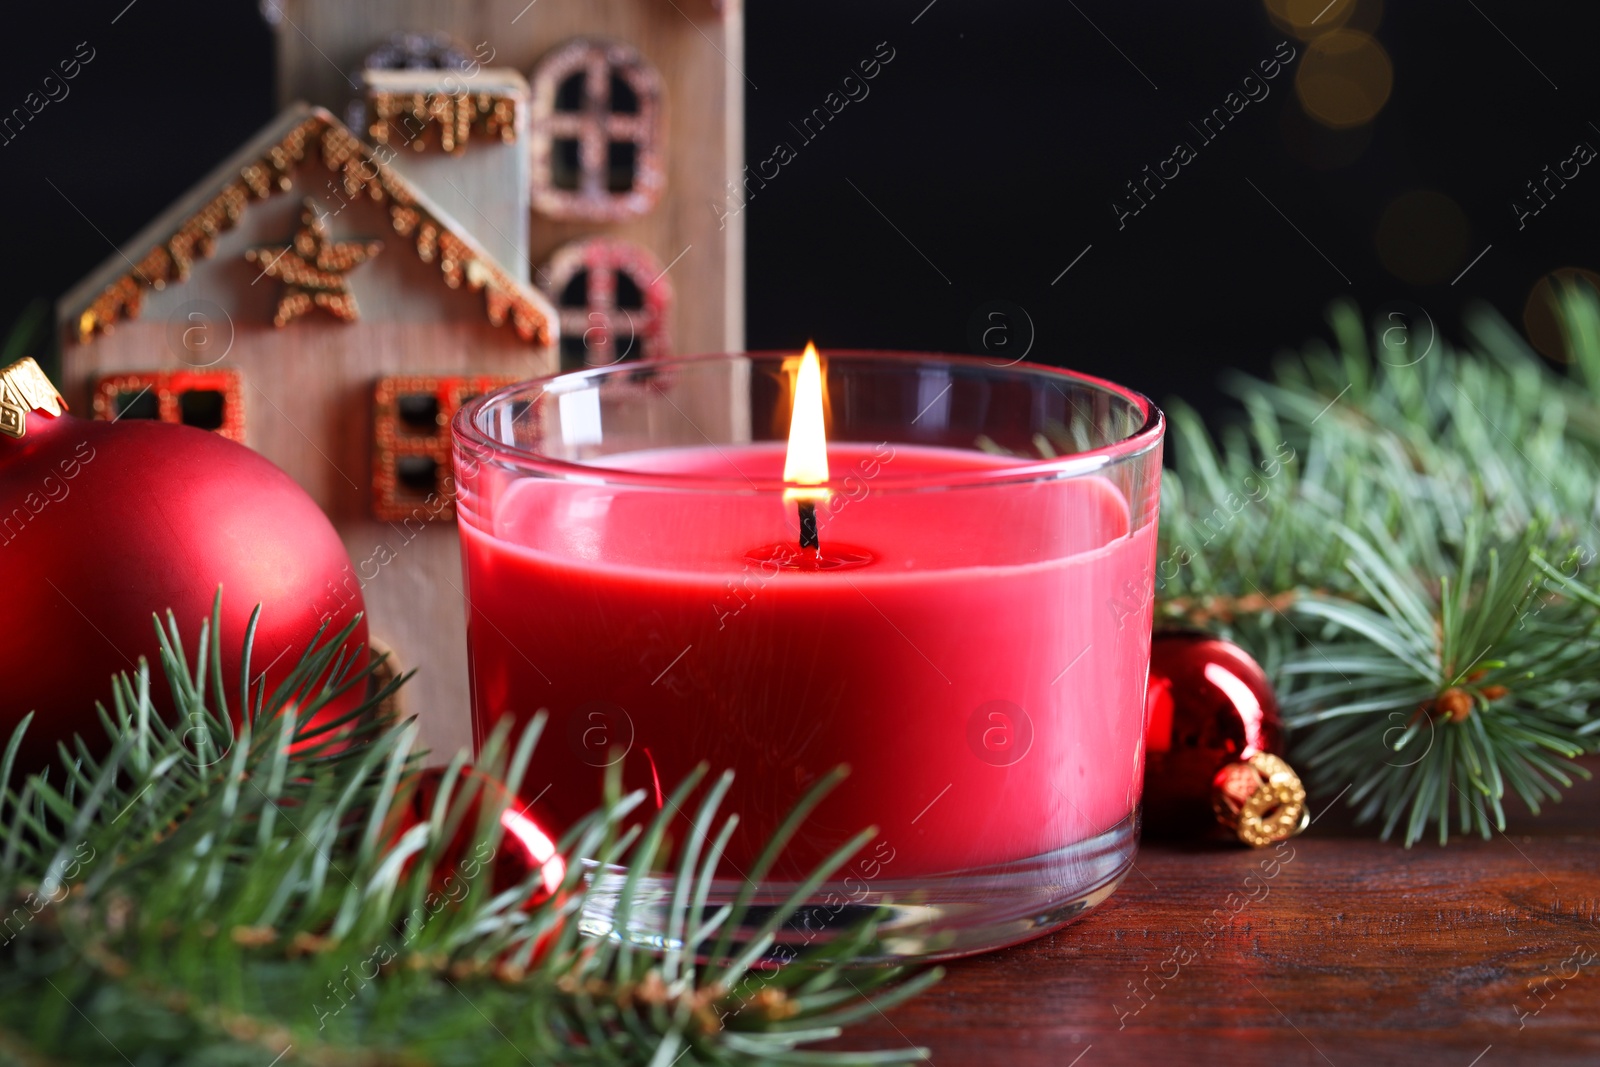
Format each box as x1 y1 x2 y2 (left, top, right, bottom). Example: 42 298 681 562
1143 628 1307 844
0 358 368 775
394 767 567 904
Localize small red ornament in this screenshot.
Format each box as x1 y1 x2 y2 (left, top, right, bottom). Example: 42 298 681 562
393 767 567 903
0 358 368 775
1144 628 1307 844
1211 752 1308 847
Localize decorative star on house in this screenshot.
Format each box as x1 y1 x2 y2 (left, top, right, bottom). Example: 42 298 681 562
245 199 384 327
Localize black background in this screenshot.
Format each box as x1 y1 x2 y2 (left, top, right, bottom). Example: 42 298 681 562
3 0 1597 419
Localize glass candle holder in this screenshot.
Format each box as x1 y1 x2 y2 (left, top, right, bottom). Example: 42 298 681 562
452 351 1163 960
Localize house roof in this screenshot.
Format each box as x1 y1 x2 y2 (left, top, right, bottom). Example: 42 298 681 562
59 103 554 348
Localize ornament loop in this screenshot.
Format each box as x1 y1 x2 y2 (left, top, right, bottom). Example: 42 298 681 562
0 357 67 439
1212 752 1310 847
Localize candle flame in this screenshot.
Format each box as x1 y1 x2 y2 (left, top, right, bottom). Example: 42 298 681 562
783 342 829 501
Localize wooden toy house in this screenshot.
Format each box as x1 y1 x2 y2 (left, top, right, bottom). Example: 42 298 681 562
56 1 746 757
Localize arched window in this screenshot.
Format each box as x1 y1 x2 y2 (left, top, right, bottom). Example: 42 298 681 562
528 38 664 221
540 238 672 371
346 31 476 132
362 31 472 72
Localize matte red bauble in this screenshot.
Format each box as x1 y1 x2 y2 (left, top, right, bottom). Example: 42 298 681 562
1143 628 1305 843
0 359 367 775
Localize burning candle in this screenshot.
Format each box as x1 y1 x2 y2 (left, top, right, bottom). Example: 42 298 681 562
785 342 829 552
453 349 1163 958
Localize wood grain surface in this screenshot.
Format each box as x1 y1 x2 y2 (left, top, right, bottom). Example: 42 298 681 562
837 762 1600 1066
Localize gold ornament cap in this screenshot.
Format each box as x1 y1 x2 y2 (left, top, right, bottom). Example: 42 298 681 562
1211 752 1310 847
0 357 66 440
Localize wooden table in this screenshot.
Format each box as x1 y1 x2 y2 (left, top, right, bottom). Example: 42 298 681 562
844 764 1600 1066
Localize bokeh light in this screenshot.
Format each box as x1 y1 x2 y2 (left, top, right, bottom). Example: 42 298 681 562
1264 0 1383 40
1523 268 1600 362
1265 0 1353 40
1374 190 1470 285
1296 30 1394 129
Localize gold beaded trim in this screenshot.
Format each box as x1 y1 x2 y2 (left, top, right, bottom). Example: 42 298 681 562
73 111 551 348
368 91 519 155
1212 752 1310 848
0 358 66 440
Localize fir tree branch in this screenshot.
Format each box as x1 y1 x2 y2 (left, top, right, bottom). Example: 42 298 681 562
0 598 934 1064
1157 288 1600 844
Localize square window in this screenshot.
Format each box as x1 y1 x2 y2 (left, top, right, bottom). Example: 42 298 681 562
396 455 438 495
374 375 519 521
116 389 160 421
178 389 227 431
94 370 244 441
397 393 441 435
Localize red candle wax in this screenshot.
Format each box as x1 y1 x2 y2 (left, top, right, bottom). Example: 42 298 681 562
459 442 1156 879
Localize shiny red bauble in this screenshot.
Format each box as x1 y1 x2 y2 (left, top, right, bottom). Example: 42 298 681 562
394 767 567 904
0 403 367 775
1143 628 1285 837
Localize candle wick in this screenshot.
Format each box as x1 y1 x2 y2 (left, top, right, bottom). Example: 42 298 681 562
797 500 819 551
